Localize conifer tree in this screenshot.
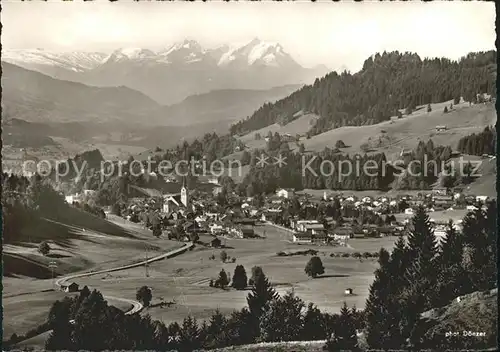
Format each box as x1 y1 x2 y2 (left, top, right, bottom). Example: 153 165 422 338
407 206 437 265
179 316 200 352
45 300 74 350
433 220 467 307
259 291 305 342
301 303 327 340
247 271 278 318
325 302 359 351
462 202 497 291
232 265 248 290
204 309 228 349
216 269 230 288
364 249 395 348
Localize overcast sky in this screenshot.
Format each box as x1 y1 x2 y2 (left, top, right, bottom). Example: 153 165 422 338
2 0 495 71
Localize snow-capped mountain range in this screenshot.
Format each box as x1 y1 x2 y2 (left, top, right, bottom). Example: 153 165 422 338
2 38 329 104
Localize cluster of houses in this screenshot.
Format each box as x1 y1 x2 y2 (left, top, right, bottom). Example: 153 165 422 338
113 182 489 247
63 170 490 248
289 219 405 246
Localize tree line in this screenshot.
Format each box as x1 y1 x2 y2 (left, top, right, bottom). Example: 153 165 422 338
237 137 460 195
457 126 496 156
365 202 497 350
230 50 496 137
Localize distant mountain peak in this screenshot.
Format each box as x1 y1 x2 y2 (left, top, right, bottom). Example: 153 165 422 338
106 47 156 63
218 38 296 68
158 39 207 64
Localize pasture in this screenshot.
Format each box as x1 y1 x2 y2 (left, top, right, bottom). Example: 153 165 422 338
2 215 181 341
72 224 399 326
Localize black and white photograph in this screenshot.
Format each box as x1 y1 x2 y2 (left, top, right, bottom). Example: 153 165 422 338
1 1 497 351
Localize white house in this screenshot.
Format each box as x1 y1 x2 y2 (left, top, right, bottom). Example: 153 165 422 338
466 205 478 211
276 188 295 199
405 208 414 215
476 195 489 203
295 220 319 232
292 232 312 244
209 223 224 235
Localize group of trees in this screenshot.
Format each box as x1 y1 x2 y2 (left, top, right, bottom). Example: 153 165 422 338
2 173 66 244
457 126 496 156
364 202 497 350
230 51 496 137
210 265 247 290
441 161 479 189
241 148 393 195
396 139 454 190
44 268 362 351
239 137 465 195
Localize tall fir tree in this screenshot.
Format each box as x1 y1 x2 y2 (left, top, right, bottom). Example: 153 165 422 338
247 271 278 318
433 220 467 307
462 202 497 291
204 309 228 349
45 300 74 351
258 291 305 342
301 303 327 341
365 248 401 349
178 316 200 352
325 302 359 351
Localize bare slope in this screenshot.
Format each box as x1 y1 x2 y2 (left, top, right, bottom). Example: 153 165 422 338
237 101 496 159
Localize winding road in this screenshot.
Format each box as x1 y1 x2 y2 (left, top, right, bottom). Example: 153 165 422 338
12 240 194 347
55 241 195 315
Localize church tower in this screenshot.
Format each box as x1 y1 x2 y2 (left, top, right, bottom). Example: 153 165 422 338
180 177 188 207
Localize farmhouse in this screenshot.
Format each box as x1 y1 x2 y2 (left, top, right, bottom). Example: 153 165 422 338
292 232 312 244
276 188 295 199
240 225 256 238
61 282 79 293
476 195 489 203
295 220 320 232
435 125 447 132
433 195 454 209
210 237 222 248
333 227 353 239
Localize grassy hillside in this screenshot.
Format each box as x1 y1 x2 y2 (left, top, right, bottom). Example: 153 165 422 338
236 101 496 159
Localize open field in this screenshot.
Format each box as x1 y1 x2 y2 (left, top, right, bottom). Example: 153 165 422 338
70 224 398 326
2 215 182 341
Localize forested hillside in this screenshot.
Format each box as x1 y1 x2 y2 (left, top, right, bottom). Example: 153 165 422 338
230 51 496 137
457 126 496 156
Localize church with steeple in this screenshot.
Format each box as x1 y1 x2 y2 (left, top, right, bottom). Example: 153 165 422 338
162 176 190 214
